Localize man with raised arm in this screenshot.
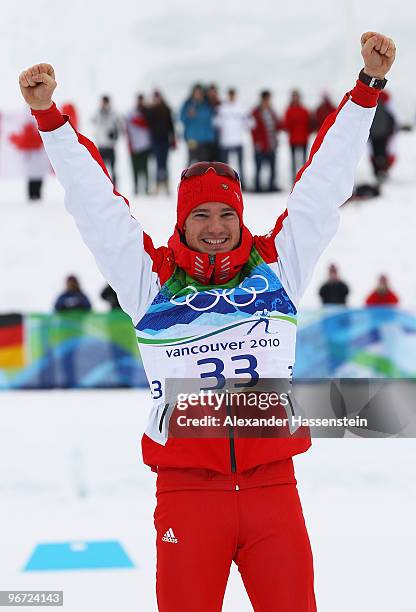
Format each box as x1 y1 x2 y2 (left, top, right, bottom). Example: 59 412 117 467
19 31 396 612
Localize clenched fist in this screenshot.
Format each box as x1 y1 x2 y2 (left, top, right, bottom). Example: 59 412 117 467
361 32 396 79
19 63 57 110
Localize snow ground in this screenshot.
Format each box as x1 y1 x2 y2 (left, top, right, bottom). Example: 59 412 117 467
1 390 415 612
1 126 415 610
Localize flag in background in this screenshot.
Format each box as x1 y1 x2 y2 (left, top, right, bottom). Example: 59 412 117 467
0 110 50 178
0 314 25 368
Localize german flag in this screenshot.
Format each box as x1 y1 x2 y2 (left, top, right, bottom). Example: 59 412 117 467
0 314 25 368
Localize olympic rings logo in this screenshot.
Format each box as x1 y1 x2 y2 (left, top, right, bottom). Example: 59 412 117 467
170 275 269 311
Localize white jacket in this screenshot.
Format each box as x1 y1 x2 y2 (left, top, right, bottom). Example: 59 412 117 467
92 108 121 149
214 101 254 148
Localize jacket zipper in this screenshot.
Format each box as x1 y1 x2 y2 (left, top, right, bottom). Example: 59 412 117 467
208 254 216 283
225 398 237 474
207 254 238 483
209 251 237 479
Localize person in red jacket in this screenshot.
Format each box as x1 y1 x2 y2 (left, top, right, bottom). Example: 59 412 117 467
313 93 336 131
365 274 399 306
251 90 281 192
125 94 152 194
284 90 311 184
60 103 79 131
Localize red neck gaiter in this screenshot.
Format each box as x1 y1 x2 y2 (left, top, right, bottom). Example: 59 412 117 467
168 225 253 285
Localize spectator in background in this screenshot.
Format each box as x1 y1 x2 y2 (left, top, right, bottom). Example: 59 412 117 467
144 90 175 194
206 83 221 160
319 264 350 305
54 275 91 312
214 88 253 190
125 94 152 195
313 93 336 131
365 274 399 306
92 95 122 185
369 90 396 181
251 90 281 193
101 284 121 310
60 103 79 131
206 83 221 109
283 90 310 184
180 84 216 164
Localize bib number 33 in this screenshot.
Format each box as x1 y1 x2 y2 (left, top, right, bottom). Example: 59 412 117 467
197 354 259 390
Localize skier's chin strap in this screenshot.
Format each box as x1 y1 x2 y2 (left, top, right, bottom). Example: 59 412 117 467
168 225 253 285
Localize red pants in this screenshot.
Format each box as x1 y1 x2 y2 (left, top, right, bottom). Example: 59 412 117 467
154 464 317 611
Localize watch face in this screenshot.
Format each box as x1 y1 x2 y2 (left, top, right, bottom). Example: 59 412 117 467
372 78 387 90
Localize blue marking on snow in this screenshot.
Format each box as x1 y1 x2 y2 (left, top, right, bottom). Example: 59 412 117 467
23 540 135 571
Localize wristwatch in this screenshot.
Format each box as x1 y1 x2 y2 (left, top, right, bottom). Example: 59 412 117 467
359 69 387 90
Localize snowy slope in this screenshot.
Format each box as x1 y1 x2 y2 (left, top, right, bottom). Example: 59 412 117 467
1 1 414 120
1 129 416 313
2 0 415 313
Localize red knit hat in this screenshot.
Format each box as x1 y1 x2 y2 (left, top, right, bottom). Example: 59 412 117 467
177 168 244 231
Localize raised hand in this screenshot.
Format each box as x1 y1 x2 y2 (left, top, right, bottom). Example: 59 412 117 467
361 32 396 79
19 63 57 110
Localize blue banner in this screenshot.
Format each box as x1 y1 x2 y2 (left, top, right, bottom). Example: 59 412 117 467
1 307 415 389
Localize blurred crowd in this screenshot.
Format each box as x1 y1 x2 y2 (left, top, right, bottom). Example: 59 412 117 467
319 264 399 307
92 84 335 195
20 81 398 200
53 267 400 315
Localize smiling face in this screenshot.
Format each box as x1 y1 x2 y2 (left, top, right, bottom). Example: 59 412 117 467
183 202 241 255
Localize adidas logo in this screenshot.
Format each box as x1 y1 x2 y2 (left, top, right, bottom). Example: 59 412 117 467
162 528 178 544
